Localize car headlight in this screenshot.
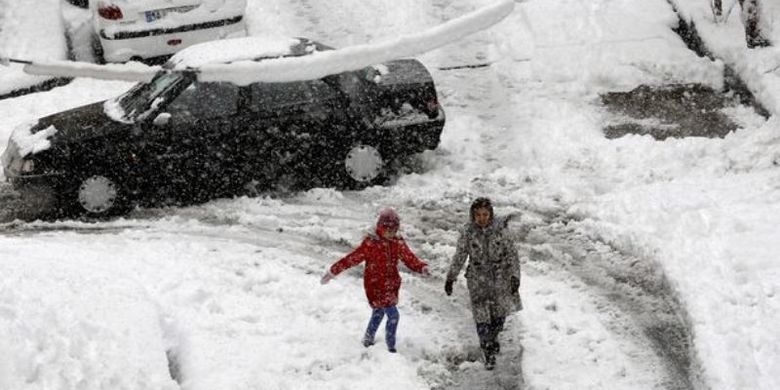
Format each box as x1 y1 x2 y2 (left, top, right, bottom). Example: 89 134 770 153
1 141 18 169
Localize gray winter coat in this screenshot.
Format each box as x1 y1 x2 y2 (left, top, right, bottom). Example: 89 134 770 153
446 215 522 323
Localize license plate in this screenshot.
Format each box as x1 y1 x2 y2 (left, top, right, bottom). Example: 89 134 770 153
145 10 164 22
145 6 197 23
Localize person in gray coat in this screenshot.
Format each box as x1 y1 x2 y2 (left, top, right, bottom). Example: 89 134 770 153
445 197 522 370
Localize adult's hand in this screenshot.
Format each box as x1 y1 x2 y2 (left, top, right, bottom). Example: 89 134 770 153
444 279 454 296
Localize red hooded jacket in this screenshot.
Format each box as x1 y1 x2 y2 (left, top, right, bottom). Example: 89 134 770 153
329 228 427 308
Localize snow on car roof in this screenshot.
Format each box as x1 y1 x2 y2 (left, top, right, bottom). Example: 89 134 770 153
166 35 317 70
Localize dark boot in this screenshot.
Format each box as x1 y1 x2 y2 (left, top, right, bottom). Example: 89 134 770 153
477 321 500 369
484 349 496 370
489 316 505 354
481 339 499 370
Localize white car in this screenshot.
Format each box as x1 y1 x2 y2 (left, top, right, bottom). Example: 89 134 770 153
90 0 247 63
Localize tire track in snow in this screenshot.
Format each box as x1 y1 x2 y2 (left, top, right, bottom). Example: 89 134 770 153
392 1 531 384
378 197 677 389
0 189 694 389
520 209 698 389
403 0 695 386
144 196 527 389
0 193 524 387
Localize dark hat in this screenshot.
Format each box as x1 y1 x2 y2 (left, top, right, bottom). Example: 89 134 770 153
377 208 400 229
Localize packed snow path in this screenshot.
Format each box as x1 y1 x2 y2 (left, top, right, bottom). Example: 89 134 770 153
0 194 693 389
5 0 774 388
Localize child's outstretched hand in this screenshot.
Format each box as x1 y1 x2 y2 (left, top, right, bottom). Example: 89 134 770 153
321 271 335 285
421 266 431 277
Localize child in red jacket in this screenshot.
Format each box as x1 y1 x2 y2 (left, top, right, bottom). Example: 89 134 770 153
321 208 429 353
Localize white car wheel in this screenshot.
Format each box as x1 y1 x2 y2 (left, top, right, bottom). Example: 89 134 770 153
344 145 383 183
78 175 118 214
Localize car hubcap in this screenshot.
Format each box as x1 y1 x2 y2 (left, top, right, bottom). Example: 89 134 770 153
345 145 383 182
78 175 118 214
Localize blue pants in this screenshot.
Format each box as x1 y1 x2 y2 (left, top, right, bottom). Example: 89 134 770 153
364 306 399 349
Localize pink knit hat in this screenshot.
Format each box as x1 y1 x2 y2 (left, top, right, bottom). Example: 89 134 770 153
377 208 400 229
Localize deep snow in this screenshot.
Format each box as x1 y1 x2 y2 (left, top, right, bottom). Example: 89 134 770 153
1 0 779 389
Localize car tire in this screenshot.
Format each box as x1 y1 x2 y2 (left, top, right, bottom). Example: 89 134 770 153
339 144 388 189
91 33 105 64
65 0 89 8
75 174 127 217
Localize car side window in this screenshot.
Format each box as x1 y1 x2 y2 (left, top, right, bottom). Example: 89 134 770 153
333 71 378 120
250 80 337 113
337 72 367 100
167 82 239 120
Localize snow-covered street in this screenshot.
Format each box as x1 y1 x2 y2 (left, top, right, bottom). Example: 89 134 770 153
2 0 779 389
0 194 691 389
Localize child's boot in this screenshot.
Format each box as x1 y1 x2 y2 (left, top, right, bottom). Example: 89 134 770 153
484 351 496 370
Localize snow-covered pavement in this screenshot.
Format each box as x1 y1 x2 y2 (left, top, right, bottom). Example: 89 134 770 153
0 194 683 389
2 0 780 389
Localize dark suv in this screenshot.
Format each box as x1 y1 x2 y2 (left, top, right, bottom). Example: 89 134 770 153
1 36 445 217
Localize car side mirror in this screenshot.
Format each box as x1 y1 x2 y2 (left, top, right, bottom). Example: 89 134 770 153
153 112 171 127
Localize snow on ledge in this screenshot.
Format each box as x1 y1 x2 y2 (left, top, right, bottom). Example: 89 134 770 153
24 61 160 83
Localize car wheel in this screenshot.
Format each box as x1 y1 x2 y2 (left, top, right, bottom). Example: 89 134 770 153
65 0 88 8
76 174 124 216
90 33 105 64
341 144 385 188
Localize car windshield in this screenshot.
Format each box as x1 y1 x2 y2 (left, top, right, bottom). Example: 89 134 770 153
114 72 189 121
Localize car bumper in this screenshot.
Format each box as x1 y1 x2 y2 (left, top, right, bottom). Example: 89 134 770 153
5 173 63 214
99 16 246 62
